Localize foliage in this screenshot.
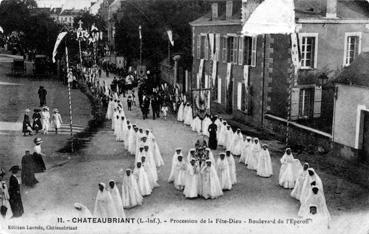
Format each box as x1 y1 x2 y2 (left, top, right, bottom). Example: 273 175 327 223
0 0 60 55
115 0 209 68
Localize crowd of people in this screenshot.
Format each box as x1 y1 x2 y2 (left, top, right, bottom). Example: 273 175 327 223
174 100 331 228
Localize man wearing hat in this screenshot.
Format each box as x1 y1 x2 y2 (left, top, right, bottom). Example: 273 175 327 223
38 86 47 107
21 150 38 187
8 166 24 217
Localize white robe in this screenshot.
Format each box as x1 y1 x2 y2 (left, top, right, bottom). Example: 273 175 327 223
256 149 273 177
41 111 50 133
300 170 324 204
230 132 243 155
227 155 237 184
143 163 159 188
183 105 188 123
279 153 303 189
218 123 227 146
148 133 164 167
168 153 182 182
143 149 158 180
108 184 125 218
128 129 137 154
216 158 232 190
201 165 223 199
291 169 309 200
183 164 199 198
214 119 222 140
184 106 193 125
121 174 143 208
247 142 261 170
225 129 234 151
133 167 152 196
239 139 252 163
0 181 12 219
202 117 212 137
51 113 62 129
93 188 117 218
106 100 114 119
174 161 187 189
177 102 184 121
191 117 202 134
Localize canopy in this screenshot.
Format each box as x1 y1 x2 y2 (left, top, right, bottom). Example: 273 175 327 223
241 0 295 36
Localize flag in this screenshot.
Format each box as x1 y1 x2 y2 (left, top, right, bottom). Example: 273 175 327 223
241 0 295 36
52 32 68 63
139 25 142 40
166 30 174 46
0 26 3 34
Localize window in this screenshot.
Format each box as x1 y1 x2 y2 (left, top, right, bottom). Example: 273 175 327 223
226 36 237 64
344 32 361 66
217 77 222 103
196 35 209 60
200 35 206 59
299 33 318 69
239 36 256 67
290 86 322 120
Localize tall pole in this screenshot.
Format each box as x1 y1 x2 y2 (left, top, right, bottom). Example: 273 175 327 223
77 20 83 65
78 39 82 64
139 25 142 66
65 45 74 152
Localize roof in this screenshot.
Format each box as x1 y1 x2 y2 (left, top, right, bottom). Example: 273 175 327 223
191 0 369 26
333 52 369 87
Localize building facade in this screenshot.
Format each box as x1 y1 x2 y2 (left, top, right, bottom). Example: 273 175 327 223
190 0 369 149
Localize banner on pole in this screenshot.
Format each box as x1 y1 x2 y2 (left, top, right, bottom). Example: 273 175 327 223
52 32 68 63
212 60 217 86
226 62 232 87
290 32 300 71
167 30 174 46
243 65 249 87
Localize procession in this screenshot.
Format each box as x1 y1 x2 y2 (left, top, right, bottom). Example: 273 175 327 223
0 0 368 234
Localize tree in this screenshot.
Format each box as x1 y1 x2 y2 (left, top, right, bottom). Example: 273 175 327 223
115 0 209 68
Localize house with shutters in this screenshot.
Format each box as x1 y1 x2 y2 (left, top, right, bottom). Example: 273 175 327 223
189 0 369 150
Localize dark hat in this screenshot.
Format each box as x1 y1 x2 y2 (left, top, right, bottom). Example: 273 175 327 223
9 165 21 173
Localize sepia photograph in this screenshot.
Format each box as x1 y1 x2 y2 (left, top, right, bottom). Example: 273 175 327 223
0 0 368 233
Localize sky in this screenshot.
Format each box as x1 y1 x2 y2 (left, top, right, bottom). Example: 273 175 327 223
36 0 95 9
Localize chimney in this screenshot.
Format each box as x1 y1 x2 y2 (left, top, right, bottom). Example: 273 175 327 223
326 0 337 18
211 3 219 20
226 0 233 20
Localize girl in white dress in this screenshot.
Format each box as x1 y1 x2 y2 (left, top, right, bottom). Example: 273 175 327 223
183 104 193 126
93 183 117 218
168 148 182 183
174 155 187 190
218 121 227 146
105 98 114 120
225 126 234 151
183 159 199 198
248 138 261 170
202 115 212 137
231 129 243 156
121 169 143 208
108 180 125 218
51 108 62 134
216 153 232 190
256 144 273 178
141 156 159 189
133 162 152 196
191 115 202 134
300 168 324 204
41 106 50 134
279 148 303 189
240 136 252 164
201 160 223 199
226 150 237 184
177 101 184 122
291 163 310 200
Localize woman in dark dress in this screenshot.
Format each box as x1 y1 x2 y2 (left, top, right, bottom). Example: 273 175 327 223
21 150 38 187
22 109 33 136
8 166 24 217
32 109 42 134
208 118 218 150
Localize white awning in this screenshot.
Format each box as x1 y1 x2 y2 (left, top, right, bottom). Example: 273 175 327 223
241 0 296 36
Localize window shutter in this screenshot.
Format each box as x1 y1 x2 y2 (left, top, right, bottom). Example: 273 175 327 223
217 77 222 103
216 34 220 61
251 36 257 67
233 37 238 64
205 35 209 60
237 82 242 110
197 35 201 59
290 87 300 120
222 36 228 63
238 36 244 65
313 86 322 118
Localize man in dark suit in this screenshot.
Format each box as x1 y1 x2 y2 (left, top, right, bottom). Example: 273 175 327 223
21 151 38 187
8 166 24 217
38 86 47 107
